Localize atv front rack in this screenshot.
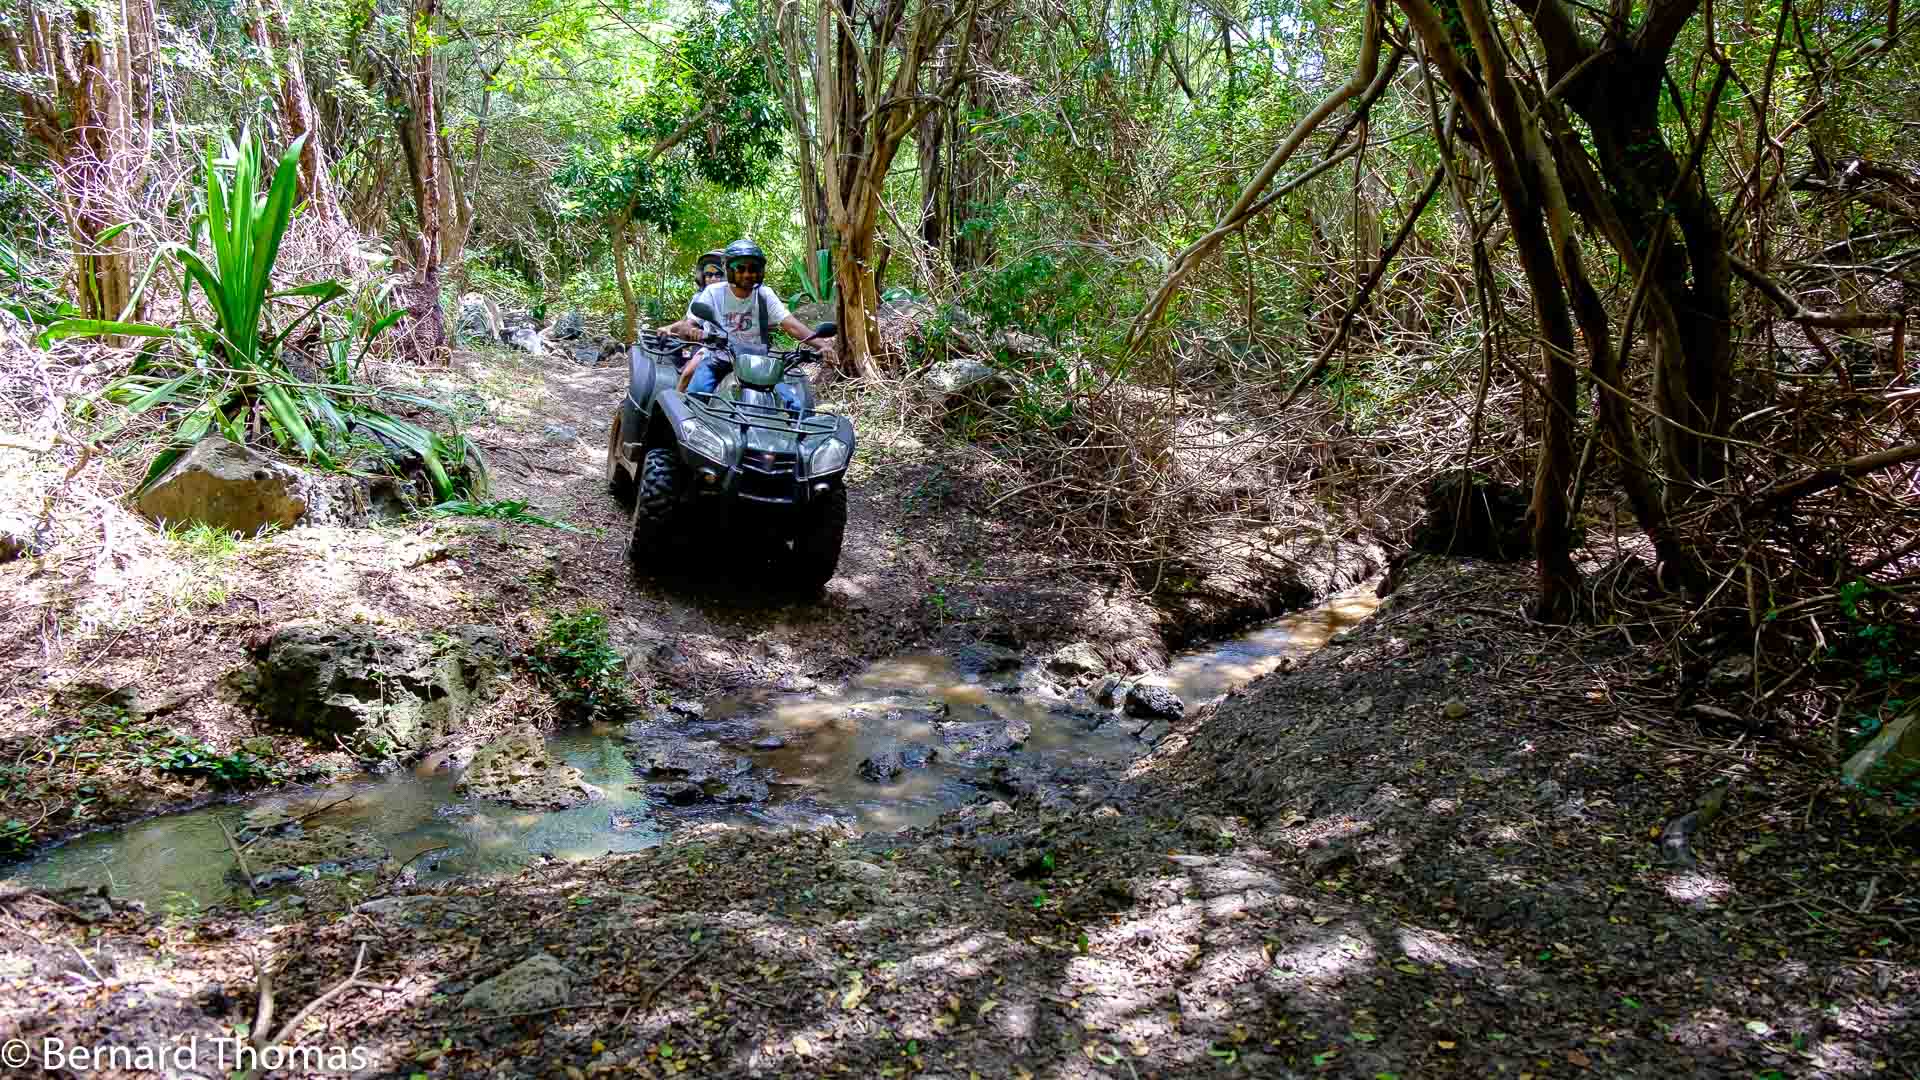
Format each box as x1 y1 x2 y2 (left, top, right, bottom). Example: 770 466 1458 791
692 394 840 438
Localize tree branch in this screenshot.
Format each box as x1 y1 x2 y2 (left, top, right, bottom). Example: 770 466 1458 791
1729 254 1904 329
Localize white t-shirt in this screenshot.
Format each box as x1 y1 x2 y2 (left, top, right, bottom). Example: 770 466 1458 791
686 282 791 349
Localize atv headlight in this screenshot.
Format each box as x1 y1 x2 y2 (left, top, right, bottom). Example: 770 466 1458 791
806 436 850 476
680 418 733 463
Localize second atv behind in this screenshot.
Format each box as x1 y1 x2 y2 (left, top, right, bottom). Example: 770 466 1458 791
605 302 851 589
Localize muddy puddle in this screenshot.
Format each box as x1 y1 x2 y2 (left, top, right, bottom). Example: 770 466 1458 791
6 587 1378 910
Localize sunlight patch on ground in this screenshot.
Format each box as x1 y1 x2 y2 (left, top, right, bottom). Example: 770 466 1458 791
891 930 1007 983
1263 930 1374 988
1394 926 1489 973
1661 870 1733 906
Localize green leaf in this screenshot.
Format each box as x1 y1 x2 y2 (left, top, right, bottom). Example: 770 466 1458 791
36 318 177 346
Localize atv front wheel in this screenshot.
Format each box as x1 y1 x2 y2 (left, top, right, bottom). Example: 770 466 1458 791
785 486 847 589
629 447 684 554
606 413 636 503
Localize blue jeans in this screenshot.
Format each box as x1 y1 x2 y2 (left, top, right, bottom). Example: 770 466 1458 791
687 354 731 396
688 354 803 412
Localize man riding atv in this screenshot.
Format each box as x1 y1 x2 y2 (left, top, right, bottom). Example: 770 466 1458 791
662 239 826 409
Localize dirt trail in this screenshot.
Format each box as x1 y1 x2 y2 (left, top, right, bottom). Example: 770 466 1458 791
6 351 1910 1079
4 557 1914 1079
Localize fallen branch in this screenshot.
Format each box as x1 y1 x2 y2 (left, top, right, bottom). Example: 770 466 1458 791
1730 254 1904 329
1752 442 1920 510
217 819 258 898
242 942 375 1080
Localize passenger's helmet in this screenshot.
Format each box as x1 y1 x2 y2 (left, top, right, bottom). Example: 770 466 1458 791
694 250 725 288
723 238 766 288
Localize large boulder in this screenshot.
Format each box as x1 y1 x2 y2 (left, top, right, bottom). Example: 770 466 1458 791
457 725 601 810
456 294 503 344
137 437 321 536
550 311 587 339
247 623 508 756
1124 682 1185 721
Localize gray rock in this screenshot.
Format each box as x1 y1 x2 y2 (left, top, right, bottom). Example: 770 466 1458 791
505 325 544 356
137 436 318 536
462 953 572 1016
250 623 507 755
1843 710 1919 787
1094 674 1127 709
926 359 1014 414
622 735 751 784
551 311 587 339
457 725 601 810
1137 719 1172 745
243 826 391 885
1045 642 1103 678
456 294 503 344
541 424 577 445
1123 682 1185 721
952 642 1023 676
858 744 937 783
569 343 603 366
649 781 703 805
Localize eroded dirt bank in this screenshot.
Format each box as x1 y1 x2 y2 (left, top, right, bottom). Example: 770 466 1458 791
3 557 1914 1079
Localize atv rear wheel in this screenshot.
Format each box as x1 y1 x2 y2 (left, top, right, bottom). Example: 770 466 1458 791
606 413 636 503
785 486 847 589
629 448 684 554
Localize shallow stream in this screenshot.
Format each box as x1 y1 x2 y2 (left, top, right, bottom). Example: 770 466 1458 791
7 588 1377 910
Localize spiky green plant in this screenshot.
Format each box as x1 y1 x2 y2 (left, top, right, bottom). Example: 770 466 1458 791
41 126 477 500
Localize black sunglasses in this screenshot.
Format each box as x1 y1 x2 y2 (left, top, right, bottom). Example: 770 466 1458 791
702 269 724 279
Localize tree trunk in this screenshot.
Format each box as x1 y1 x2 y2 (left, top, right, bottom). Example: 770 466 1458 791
1400 0 1580 619
2 0 157 324
249 0 340 223
398 0 447 361
613 216 638 342
814 0 978 377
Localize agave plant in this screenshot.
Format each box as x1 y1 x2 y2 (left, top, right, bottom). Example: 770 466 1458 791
786 248 836 307
41 126 477 499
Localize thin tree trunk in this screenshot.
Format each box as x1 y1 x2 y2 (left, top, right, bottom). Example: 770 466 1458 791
249 0 339 223
400 0 447 360
3 0 157 324
613 215 638 342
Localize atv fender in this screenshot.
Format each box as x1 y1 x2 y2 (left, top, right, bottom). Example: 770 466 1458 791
621 345 655 455
647 389 698 454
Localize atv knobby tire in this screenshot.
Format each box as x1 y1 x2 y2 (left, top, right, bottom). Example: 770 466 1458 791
630 448 684 554
785 486 847 589
606 413 636 503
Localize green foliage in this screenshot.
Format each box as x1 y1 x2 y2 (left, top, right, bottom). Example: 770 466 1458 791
528 606 630 722
0 236 75 327
787 249 835 307
55 710 282 791
430 498 578 531
45 126 475 502
140 740 278 786
0 817 30 859
554 6 782 233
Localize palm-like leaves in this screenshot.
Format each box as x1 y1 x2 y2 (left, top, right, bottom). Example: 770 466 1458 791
41 126 478 502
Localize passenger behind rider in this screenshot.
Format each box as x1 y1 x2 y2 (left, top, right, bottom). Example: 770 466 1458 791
669 250 727 371
662 239 824 411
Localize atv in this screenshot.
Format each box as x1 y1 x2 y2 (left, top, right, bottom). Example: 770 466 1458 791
605 304 851 588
